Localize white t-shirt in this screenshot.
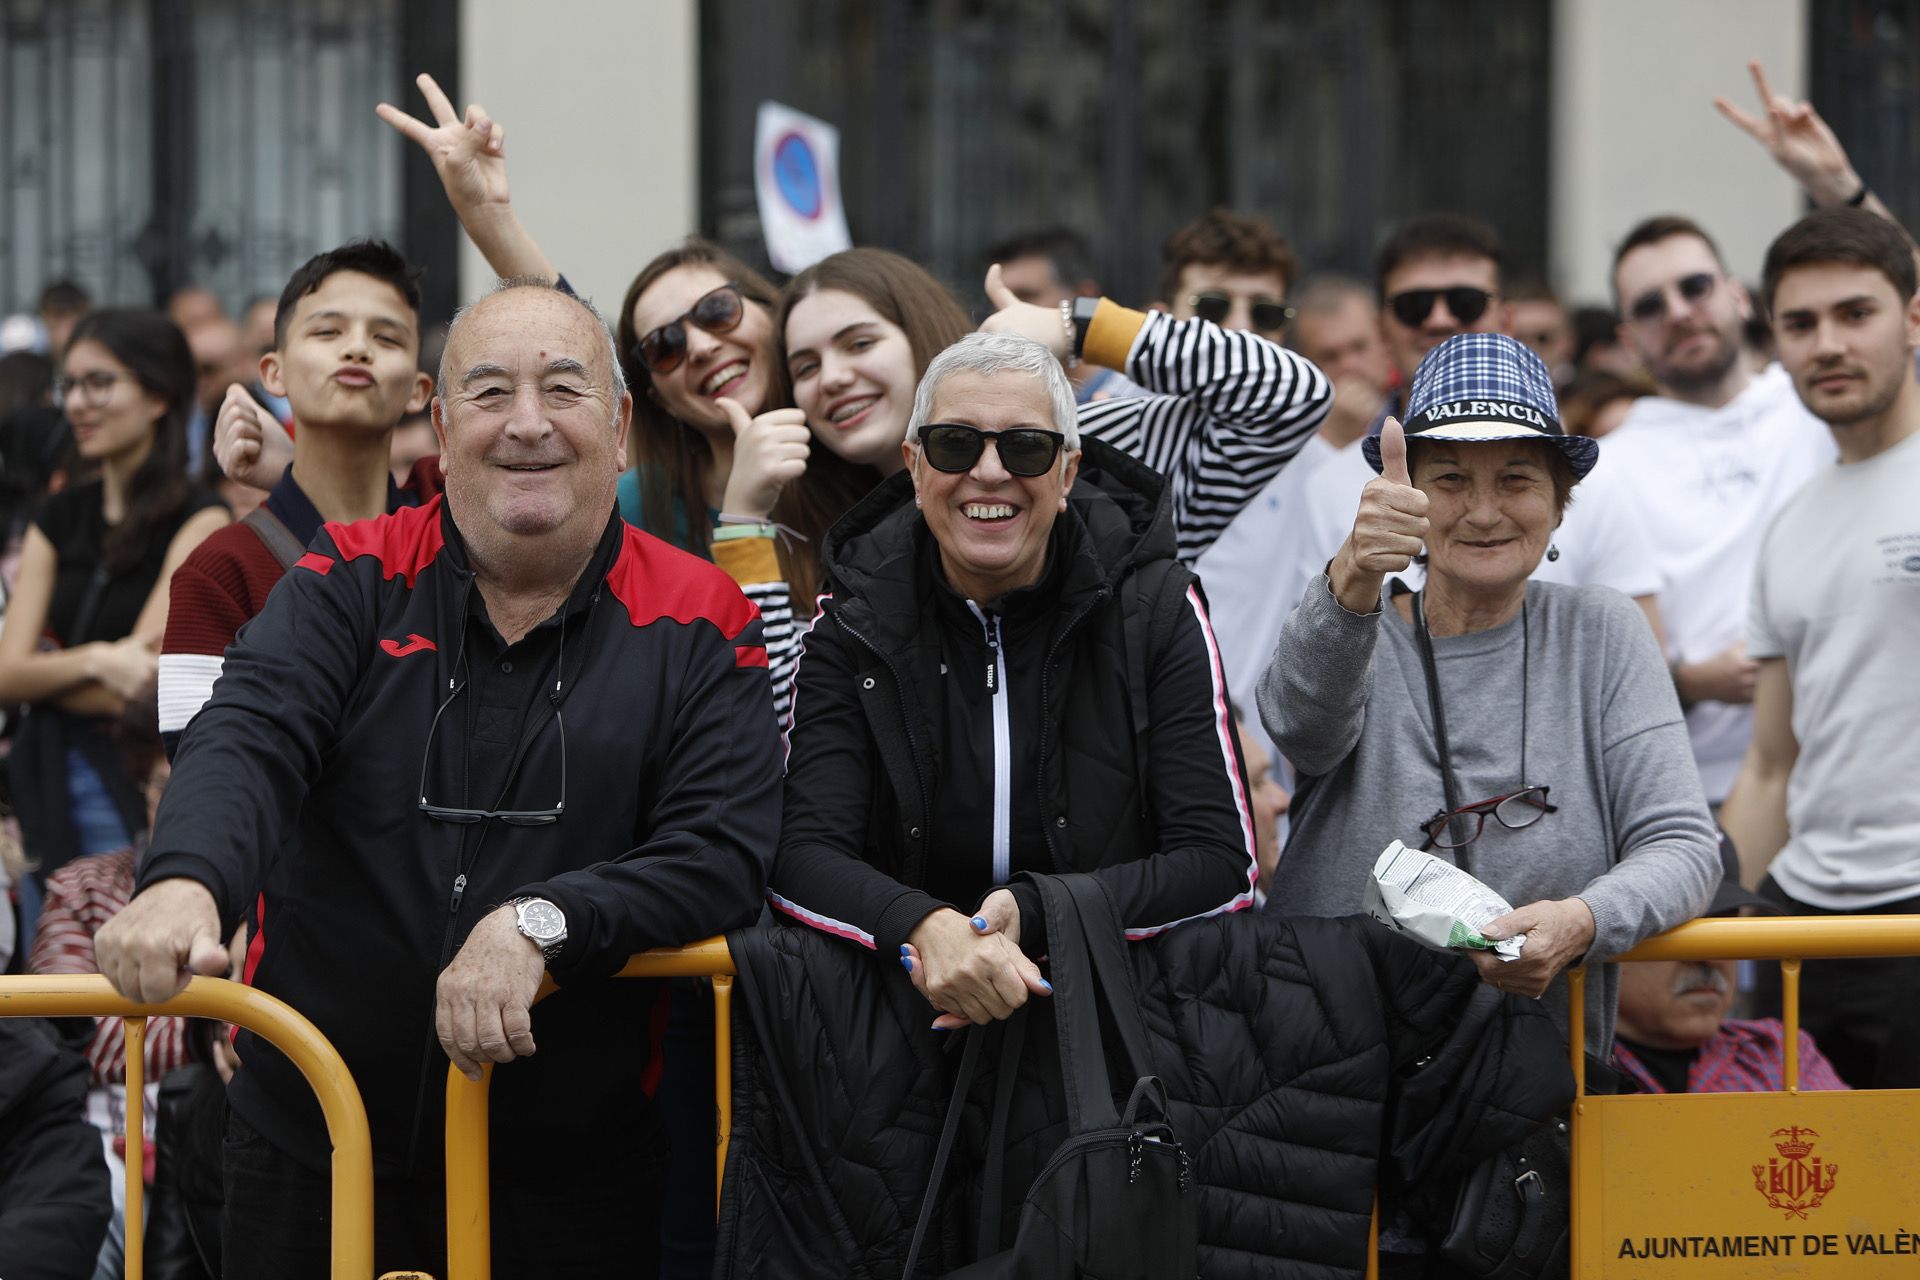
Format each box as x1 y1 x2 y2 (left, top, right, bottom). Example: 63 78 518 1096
1748 427 1920 909
1197 433 1338 739
1605 365 1837 801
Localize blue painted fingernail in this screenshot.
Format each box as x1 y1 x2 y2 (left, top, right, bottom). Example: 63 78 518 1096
1039 978 1053 992
899 943 910 957
972 915 988 931
932 1022 953 1031
900 956 914 973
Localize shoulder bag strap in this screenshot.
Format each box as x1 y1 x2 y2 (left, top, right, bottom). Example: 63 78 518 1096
1057 872 1154 1079
242 506 308 571
901 1026 986 1279
1033 873 1120 1135
975 1008 1029 1259
65 565 114 645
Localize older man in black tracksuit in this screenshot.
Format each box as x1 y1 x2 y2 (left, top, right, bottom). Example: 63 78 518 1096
97 281 781 1278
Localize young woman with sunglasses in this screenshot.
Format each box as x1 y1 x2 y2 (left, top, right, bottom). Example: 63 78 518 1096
0 310 230 891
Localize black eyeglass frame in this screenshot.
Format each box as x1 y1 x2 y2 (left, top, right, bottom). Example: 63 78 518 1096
1624 271 1718 326
1417 784 1557 852
1386 286 1495 328
633 281 747 375
1187 292 1296 333
417 686 568 826
917 424 1069 477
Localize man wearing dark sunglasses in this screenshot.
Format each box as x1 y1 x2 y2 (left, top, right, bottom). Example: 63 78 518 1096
1153 207 1298 340
98 280 782 1277
1374 214 1509 421
1603 213 1836 806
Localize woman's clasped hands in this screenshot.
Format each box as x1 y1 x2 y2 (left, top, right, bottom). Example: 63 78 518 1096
902 888 1053 1030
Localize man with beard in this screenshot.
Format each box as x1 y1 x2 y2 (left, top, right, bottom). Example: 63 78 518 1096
1719 207 1920 1089
1603 216 1836 805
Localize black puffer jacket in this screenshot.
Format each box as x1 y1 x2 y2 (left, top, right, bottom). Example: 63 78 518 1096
769 437 1259 957
0 1019 111 1280
713 912 1572 1278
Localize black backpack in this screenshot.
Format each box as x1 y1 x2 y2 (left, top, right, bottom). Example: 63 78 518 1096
902 872 1199 1278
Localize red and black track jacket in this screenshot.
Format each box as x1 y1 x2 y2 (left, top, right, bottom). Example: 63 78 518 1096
138 497 781 1176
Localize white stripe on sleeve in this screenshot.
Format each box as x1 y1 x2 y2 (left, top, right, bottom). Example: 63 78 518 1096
157 653 226 733
1123 586 1259 940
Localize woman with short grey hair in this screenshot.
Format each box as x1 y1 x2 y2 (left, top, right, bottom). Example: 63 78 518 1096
770 332 1259 1030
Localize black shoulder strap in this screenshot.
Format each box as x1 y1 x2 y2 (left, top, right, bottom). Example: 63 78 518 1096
901 1026 986 1279
65 565 114 646
242 506 307 572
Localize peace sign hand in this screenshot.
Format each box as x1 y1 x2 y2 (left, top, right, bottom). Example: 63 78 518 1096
1713 59 1860 207
377 73 512 219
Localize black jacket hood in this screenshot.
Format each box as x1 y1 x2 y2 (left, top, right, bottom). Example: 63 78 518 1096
820 437 1176 640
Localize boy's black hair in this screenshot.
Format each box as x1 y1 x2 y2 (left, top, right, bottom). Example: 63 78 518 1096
982 226 1099 291
274 240 424 348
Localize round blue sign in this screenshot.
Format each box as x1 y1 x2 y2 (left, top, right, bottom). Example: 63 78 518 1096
772 132 823 220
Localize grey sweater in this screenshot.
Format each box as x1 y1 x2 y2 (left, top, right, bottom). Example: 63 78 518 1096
1257 575 1719 1051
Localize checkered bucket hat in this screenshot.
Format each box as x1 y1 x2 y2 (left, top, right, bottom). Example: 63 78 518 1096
1362 332 1599 479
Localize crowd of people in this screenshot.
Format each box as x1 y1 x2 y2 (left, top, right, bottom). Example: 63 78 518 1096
0 58 1915 1280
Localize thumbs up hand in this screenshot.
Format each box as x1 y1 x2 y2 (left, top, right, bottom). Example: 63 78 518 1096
976 264 1077 362
1328 418 1430 614
716 398 811 520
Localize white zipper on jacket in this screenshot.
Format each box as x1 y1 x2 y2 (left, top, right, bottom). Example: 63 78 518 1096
967 601 1013 886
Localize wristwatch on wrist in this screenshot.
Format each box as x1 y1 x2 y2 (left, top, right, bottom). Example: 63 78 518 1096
1070 296 1101 361
512 897 568 964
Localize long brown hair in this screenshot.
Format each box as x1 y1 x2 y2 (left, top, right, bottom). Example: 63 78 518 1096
615 239 787 557
65 309 195 575
773 249 973 602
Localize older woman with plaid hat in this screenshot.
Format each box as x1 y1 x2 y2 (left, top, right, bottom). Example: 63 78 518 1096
1257 332 1719 1057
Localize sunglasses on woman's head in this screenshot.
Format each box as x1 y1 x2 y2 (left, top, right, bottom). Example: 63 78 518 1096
1625 272 1717 325
634 282 746 375
1188 292 1295 333
919 424 1068 477
1387 286 1494 328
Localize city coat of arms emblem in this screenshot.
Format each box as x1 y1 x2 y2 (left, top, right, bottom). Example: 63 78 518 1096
1753 1126 1839 1219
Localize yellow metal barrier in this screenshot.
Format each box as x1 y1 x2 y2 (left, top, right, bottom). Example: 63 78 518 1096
0 974 375 1279
442 936 735 1280
1569 914 1920 1278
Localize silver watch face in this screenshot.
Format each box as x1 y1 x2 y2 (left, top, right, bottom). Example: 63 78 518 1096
518 899 565 942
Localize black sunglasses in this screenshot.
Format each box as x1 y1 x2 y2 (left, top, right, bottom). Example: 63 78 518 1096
919 424 1068 477
1188 292 1295 333
418 639 569 825
1387 286 1494 328
634 282 746 375
1418 785 1556 852
1626 272 1717 325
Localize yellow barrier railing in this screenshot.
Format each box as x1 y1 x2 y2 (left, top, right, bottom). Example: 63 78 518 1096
0 974 374 1280
441 935 735 1280
1568 914 1920 1278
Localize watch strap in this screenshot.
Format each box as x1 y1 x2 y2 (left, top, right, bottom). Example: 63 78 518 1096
1070 295 1100 360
